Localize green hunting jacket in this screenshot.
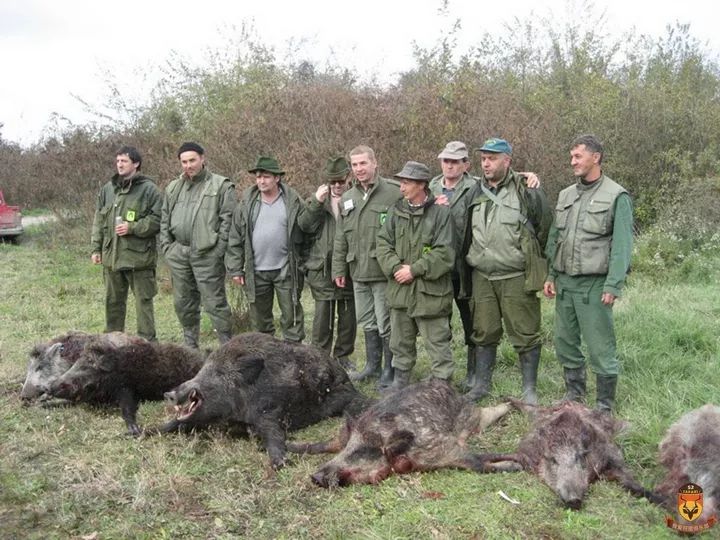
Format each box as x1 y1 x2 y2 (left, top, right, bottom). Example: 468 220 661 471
91 174 163 272
376 194 455 318
225 182 307 304
545 174 633 297
428 171 479 274
297 195 354 301
332 175 401 283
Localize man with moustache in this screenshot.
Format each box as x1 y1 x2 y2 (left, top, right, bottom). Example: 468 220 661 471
543 135 633 414
298 157 356 365
376 161 455 390
160 142 237 346
332 145 401 389
226 156 307 342
91 145 163 341
462 138 552 404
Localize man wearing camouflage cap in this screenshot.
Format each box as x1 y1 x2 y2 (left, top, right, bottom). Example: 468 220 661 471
461 138 552 404
297 157 356 365
226 156 307 342
376 161 456 390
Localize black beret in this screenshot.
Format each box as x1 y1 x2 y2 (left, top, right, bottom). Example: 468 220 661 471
177 142 205 157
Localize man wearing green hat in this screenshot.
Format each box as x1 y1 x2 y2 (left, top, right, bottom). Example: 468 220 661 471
544 135 633 414
376 161 455 390
226 156 307 342
461 138 552 404
332 145 401 389
160 142 237 346
298 157 356 365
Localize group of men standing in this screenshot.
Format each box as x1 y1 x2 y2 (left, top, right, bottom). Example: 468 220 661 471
90 134 632 413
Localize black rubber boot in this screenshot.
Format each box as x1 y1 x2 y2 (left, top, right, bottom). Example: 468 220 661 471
562 366 586 402
351 330 382 381
519 347 540 405
596 374 618 414
388 368 411 392
377 336 394 390
464 344 476 389
183 326 200 349
464 346 496 401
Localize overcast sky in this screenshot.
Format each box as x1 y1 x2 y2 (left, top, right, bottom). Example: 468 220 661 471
1 0 718 146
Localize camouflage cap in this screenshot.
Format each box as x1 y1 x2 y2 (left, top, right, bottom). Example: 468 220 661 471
477 138 512 155
394 161 432 182
437 141 468 160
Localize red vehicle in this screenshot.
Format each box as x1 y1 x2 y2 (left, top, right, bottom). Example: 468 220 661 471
0 190 23 243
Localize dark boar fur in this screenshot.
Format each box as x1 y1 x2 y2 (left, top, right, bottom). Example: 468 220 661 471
287 378 512 487
151 332 369 470
21 331 143 403
48 338 205 435
480 400 661 510
655 404 720 525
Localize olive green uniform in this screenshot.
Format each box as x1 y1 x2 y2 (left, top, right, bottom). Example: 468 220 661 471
225 182 307 342
332 175 401 337
545 174 633 376
462 170 552 352
376 195 455 379
160 168 236 339
91 174 162 340
298 195 356 358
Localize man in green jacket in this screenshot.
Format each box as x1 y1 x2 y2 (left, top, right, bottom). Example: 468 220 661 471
226 156 306 343
543 134 633 414
332 145 401 389
376 161 455 390
462 138 552 404
91 145 162 341
160 142 237 347
298 157 356 363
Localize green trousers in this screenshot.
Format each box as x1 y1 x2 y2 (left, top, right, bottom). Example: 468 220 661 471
104 267 157 340
390 308 454 380
251 269 305 342
353 280 391 338
312 297 356 360
470 272 541 353
554 274 618 376
165 243 233 334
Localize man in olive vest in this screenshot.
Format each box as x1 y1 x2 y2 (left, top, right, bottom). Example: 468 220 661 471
462 138 552 404
226 156 307 342
376 161 455 390
543 134 633 413
91 145 162 341
332 145 401 389
160 142 237 346
298 157 356 364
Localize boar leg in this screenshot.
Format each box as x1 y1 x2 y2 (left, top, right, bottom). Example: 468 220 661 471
465 452 526 473
477 403 513 431
603 462 665 504
117 387 141 436
255 416 288 470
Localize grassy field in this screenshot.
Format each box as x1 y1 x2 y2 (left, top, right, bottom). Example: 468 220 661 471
1 222 718 539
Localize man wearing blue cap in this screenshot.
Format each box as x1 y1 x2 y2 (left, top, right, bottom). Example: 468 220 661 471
543 135 633 414
461 138 552 404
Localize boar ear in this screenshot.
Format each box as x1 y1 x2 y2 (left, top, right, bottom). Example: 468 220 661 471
237 354 265 383
383 430 415 459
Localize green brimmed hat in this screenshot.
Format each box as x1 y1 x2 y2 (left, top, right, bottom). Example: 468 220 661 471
248 156 285 175
324 157 350 179
477 138 512 155
394 161 432 182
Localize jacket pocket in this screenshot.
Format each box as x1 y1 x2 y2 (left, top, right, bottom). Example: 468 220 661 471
582 198 612 235
554 200 573 230
414 277 452 317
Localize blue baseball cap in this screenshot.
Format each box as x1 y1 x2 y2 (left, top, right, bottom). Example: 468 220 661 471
477 138 512 155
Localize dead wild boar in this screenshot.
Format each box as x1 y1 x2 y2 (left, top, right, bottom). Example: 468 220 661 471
153 332 368 470
20 331 143 403
655 404 720 525
48 338 205 435
287 378 512 487
480 401 660 509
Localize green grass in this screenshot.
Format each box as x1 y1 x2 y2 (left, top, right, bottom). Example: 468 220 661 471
1 222 718 539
